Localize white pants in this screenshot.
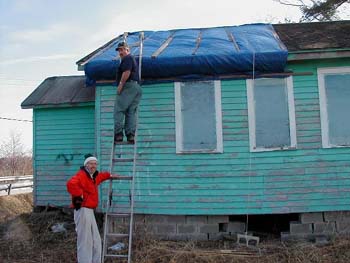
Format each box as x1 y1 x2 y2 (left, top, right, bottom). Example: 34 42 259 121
74 208 102 263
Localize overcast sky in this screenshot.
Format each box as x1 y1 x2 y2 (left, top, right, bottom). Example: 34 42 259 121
0 0 334 150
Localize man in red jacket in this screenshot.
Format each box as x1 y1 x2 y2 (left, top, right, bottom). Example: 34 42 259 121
67 155 111 263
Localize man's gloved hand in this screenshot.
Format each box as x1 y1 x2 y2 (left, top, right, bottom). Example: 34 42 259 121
72 196 83 210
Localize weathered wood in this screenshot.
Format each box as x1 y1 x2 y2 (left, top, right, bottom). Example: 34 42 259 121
151 31 175 58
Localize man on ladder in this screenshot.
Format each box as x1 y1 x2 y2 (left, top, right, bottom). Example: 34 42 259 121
114 41 142 144
102 32 144 263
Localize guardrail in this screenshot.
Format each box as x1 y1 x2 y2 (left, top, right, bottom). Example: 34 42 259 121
0 175 33 195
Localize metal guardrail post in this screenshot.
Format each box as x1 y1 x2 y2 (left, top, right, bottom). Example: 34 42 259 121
8 184 12 195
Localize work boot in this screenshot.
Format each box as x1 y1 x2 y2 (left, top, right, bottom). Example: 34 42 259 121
114 133 123 144
127 134 135 144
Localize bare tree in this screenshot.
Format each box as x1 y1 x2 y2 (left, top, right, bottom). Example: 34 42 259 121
0 131 32 176
275 0 350 21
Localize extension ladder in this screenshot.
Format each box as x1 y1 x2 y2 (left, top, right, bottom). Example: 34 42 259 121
102 31 144 263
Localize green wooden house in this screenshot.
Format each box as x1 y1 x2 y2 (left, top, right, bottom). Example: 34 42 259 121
22 21 350 239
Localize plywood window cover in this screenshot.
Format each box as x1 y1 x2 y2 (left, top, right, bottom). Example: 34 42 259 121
174 80 223 154
247 76 297 152
318 66 350 148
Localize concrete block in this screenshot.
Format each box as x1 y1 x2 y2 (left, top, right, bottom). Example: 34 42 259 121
145 215 168 223
227 221 246 233
177 224 197 234
166 215 186 224
199 224 219 234
324 211 350 222
186 215 207 224
290 222 313 234
208 215 229 224
280 232 309 242
300 212 324 224
336 221 350 234
313 222 336 234
157 224 176 234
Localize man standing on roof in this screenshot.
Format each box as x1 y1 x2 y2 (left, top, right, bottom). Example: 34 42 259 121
114 41 142 144
67 154 115 263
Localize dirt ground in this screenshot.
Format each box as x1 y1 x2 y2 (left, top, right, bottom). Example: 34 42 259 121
1 194 350 263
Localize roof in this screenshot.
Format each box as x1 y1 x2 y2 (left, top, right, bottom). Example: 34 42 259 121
21 76 95 109
273 20 350 52
81 23 288 83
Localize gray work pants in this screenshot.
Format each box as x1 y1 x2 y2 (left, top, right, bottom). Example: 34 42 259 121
74 208 101 263
114 81 142 135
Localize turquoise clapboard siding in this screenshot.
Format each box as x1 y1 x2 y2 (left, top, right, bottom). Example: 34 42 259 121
97 57 350 215
33 105 95 207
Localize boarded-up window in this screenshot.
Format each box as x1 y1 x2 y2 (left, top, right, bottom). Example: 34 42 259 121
175 81 223 153
318 67 350 148
247 77 296 152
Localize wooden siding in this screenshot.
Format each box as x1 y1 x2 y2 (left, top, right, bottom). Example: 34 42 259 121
97 58 350 215
34 105 95 207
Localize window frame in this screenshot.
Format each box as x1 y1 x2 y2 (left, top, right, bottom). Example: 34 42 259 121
318 67 350 148
174 80 223 154
246 76 297 152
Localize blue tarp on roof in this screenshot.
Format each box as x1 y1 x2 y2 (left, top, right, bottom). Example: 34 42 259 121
84 24 288 83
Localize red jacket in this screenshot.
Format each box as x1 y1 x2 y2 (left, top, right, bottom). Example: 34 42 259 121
67 167 110 209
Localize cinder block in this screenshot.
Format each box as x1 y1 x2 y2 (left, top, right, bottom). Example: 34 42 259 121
145 215 168 223
186 215 207 224
157 224 176 234
199 224 219 234
177 224 197 234
227 221 246 233
324 211 350 222
166 215 186 224
300 213 324 224
208 215 229 224
313 222 336 234
143 224 157 234
336 221 350 234
280 231 308 242
290 222 313 234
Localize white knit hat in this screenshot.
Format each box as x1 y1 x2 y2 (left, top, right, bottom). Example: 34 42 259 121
84 156 98 166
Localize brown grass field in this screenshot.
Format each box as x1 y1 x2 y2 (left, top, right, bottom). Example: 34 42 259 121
1 193 350 263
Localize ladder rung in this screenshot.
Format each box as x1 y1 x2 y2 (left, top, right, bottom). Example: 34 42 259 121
107 233 129 238
110 175 133 180
113 158 134 162
105 254 128 258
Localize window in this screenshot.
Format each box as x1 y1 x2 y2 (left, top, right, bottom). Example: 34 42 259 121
318 67 350 148
247 77 296 152
174 80 223 153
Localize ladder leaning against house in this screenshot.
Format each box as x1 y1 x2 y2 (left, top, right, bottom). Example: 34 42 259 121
102 31 144 263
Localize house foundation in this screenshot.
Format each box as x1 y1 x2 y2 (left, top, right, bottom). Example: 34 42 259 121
109 212 350 242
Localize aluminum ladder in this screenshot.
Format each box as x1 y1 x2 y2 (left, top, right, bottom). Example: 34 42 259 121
102 31 144 263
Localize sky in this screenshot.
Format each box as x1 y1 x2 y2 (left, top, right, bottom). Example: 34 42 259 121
0 0 341 151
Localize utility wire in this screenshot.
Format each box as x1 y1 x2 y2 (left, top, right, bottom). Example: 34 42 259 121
0 117 32 123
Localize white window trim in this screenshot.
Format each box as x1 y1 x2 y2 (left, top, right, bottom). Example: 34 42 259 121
318 66 350 148
246 77 297 152
174 80 223 154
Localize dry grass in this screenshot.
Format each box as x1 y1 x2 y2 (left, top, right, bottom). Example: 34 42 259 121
131 234 350 263
1 194 350 262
